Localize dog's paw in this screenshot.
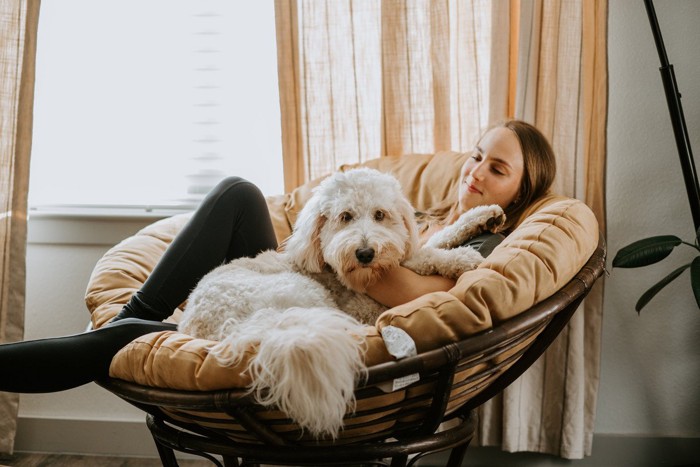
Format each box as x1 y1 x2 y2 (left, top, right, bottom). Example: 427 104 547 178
444 246 484 277
424 204 506 250
465 204 506 233
485 212 506 233
406 246 483 279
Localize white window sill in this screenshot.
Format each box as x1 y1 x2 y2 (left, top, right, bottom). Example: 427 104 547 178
29 203 196 220
28 204 194 246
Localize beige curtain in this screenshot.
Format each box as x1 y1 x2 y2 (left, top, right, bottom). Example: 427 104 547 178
476 0 607 459
275 0 510 192
0 0 40 456
274 0 607 459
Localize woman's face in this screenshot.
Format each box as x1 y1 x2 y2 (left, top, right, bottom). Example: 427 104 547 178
458 127 525 213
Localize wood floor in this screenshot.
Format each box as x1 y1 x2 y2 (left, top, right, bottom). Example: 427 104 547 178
0 453 213 467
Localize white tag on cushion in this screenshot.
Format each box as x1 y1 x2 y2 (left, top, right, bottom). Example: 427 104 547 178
378 326 420 392
381 325 418 359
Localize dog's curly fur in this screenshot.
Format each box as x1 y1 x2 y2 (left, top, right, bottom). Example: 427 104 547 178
178 167 504 438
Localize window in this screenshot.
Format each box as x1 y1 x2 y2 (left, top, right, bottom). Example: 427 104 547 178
29 0 283 210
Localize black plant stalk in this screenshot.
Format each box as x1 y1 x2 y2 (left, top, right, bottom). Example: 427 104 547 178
611 2 700 312
644 0 700 230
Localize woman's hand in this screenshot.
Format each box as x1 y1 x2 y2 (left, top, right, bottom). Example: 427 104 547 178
365 266 456 308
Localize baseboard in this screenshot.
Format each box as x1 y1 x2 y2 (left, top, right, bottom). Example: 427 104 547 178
14 417 158 457
14 417 700 466
417 435 700 467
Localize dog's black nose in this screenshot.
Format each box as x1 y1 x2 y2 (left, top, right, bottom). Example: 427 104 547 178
355 248 375 264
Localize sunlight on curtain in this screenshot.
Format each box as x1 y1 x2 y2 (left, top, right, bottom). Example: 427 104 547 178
0 0 40 455
275 0 507 191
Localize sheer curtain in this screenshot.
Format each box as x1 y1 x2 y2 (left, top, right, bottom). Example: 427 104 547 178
274 0 510 191
0 0 41 456
476 0 607 459
275 0 607 459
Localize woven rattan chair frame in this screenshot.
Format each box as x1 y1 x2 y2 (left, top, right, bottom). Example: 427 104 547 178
98 236 606 467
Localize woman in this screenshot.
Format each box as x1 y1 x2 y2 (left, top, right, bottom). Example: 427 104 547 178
368 120 555 307
0 119 555 393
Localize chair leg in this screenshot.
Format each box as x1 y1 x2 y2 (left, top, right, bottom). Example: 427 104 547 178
152 436 180 467
390 454 408 467
445 439 471 467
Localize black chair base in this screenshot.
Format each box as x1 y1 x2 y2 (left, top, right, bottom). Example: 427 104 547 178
97 238 605 467
145 410 476 467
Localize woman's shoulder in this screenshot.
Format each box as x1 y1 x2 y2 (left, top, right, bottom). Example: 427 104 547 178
461 232 506 258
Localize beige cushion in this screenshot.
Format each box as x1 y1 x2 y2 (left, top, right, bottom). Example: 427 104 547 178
84 152 599 389
374 193 598 356
86 213 193 329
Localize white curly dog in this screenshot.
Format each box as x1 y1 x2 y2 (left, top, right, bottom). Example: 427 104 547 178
178 167 504 438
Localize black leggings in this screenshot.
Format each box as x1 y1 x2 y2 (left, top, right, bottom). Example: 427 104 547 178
0 177 278 393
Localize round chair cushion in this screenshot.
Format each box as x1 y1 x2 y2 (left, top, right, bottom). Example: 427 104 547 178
84 152 599 391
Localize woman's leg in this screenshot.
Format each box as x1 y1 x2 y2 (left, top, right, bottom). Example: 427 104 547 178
0 319 176 393
114 176 278 321
0 177 276 393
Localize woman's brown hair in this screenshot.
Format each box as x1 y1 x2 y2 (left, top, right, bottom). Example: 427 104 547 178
499 119 557 228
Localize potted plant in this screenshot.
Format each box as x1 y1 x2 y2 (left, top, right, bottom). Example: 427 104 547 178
612 231 700 312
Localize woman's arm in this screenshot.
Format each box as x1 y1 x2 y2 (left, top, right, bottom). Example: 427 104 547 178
365 266 456 308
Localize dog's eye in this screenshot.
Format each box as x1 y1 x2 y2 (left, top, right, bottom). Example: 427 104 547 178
340 211 353 222
374 210 385 221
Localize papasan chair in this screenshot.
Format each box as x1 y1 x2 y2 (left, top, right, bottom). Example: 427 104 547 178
85 151 606 467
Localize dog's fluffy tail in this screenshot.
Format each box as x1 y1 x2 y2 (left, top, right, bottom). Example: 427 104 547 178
209 306 368 439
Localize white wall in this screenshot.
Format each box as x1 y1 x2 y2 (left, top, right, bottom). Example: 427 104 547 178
14 0 700 461
18 216 163 456
600 0 700 437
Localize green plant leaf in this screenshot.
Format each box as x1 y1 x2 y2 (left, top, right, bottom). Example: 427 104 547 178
635 263 691 313
691 257 700 310
613 235 682 268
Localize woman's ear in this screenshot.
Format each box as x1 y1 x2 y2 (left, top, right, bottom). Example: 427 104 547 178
283 197 326 272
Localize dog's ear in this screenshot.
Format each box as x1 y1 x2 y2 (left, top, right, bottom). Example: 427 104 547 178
283 197 326 272
399 197 421 257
